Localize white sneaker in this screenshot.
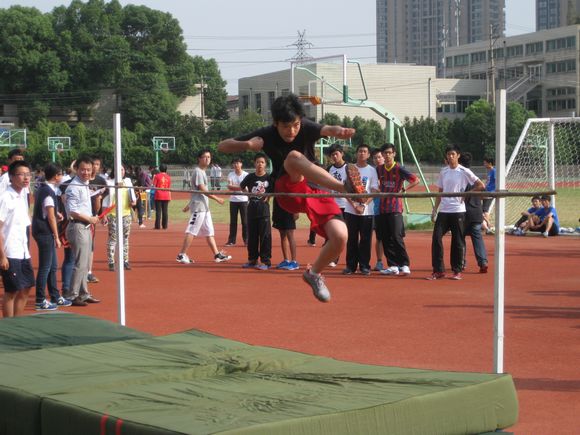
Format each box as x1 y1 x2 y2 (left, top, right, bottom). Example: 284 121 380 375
400 265 411 276
380 266 399 276
214 252 232 262
328 261 337 268
542 231 549 238
176 253 193 264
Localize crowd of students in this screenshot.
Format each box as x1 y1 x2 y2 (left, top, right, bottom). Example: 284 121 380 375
0 149 162 317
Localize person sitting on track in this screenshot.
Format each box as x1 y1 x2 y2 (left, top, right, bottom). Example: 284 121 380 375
527 195 560 237
218 93 365 303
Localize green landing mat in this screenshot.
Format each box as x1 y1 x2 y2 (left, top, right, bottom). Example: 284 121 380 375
0 315 518 435
0 312 150 353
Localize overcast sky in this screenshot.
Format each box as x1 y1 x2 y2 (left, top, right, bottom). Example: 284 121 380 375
2 0 535 94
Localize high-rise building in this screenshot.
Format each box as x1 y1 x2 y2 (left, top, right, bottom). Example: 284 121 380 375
537 0 580 30
376 0 505 75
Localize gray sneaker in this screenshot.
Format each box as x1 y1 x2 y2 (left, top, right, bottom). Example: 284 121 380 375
302 269 331 303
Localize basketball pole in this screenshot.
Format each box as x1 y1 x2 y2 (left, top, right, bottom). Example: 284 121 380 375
494 89 506 373
113 113 127 326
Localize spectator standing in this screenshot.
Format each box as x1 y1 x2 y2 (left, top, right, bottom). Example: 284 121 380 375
427 145 485 281
87 156 108 284
64 156 101 306
342 144 378 276
376 143 419 276
104 164 136 271
225 158 248 246
326 143 349 267
240 153 274 269
0 161 35 317
481 156 496 233
152 164 171 230
458 152 488 273
176 149 231 264
370 148 386 271
32 163 70 310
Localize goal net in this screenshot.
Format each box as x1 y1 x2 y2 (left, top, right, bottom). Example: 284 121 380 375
502 118 580 229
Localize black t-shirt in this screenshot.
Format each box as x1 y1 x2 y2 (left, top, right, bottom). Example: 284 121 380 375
89 175 108 215
464 183 483 223
235 118 323 180
240 173 274 218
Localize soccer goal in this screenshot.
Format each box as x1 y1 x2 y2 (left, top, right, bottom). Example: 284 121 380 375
502 117 580 229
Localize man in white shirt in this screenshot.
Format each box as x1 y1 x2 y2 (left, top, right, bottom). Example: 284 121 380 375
427 145 485 281
342 144 379 276
225 158 248 246
0 161 35 317
0 148 25 196
64 156 101 306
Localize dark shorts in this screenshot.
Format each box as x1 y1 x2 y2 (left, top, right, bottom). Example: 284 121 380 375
274 175 342 239
1 258 35 293
272 199 296 231
538 223 559 236
482 198 493 213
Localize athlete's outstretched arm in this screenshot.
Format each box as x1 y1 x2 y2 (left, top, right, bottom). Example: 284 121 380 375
218 137 264 153
320 125 355 139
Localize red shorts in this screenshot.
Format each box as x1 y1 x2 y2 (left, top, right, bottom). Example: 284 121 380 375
275 174 341 239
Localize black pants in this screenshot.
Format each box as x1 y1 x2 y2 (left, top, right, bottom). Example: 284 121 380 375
432 212 465 273
247 215 272 265
155 200 169 229
345 212 373 271
377 213 409 268
227 201 248 244
135 196 144 225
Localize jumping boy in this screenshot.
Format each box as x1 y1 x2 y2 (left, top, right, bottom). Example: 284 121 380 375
218 93 365 302
176 149 232 264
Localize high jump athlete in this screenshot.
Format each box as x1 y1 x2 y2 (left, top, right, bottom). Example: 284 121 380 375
218 94 365 302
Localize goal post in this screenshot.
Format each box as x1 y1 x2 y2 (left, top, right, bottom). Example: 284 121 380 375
500 117 580 229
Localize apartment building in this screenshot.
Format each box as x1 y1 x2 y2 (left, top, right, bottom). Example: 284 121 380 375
537 0 580 30
376 0 505 75
444 24 580 116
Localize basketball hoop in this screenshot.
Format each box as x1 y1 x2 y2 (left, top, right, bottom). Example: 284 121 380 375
160 143 170 153
299 95 323 105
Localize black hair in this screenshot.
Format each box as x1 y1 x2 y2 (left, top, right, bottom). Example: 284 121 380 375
8 160 30 176
326 143 344 154
445 144 461 154
7 148 24 160
44 162 63 180
231 157 242 164
271 94 305 123
254 152 268 162
197 148 211 159
483 156 495 165
356 144 370 153
159 164 167 173
458 152 472 168
370 148 383 157
531 195 541 201
540 195 551 201
74 154 93 169
380 143 396 153
109 163 126 179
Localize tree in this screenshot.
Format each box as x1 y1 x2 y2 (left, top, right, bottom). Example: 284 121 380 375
0 6 68 127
